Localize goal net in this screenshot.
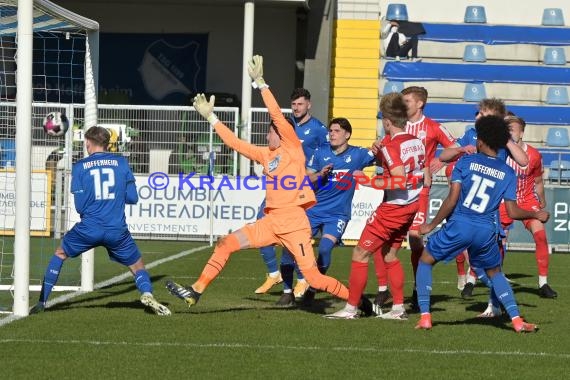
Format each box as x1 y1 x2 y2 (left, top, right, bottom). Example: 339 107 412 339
0 0 98 315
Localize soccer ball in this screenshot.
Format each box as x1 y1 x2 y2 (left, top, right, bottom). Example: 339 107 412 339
43 112 69 137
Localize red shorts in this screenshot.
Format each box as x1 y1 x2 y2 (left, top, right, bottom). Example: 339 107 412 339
409 187 430 231
499 199 541 230
357 201 419 253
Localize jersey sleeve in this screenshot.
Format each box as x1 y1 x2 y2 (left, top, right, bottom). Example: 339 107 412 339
456 128 476 147
124 161 138 205
435 124 457 148
450 156 466 183
260 88 300 149
503 169 517 201
381 142 403 172
317 124 330 147
213 121 266 164
359 148 376 169
307 148 322 172
71 163 88 215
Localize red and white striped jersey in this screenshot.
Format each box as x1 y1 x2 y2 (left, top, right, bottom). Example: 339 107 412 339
505 143 543 203
406 115 456 166
378 132 425 205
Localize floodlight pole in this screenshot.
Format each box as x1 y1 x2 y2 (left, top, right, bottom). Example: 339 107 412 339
13 0 34 317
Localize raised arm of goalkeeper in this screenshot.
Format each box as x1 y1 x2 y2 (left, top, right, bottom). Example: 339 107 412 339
192 55 298 162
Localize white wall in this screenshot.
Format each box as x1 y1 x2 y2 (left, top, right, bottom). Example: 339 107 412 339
381 0 570 26
55 1 299 107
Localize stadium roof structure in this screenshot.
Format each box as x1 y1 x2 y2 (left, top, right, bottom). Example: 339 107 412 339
0 0 99 36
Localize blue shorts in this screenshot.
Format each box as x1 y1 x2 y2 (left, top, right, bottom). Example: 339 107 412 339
426 220 501 270
62 222 141 266
306 210 348 241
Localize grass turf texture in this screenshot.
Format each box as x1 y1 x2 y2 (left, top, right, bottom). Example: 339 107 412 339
0 241 568 379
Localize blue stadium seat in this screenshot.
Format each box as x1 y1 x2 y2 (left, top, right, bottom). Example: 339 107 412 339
548 160 570 183
463 83 486 102
463 44 486 62
542 8 565 26
546 127 570 147
383 81 404 94
544 47 566 65
464 6 486 23
546 87 569 105
386 4 408 21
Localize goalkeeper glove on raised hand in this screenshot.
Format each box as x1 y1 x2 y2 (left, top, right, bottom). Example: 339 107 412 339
248 55 268 89
193 94 219 126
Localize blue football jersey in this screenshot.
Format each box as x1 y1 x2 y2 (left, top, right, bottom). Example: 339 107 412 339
307 145 375 219
456 128 508 160
71 152 138 229
295 116 329 163
449 153 517 228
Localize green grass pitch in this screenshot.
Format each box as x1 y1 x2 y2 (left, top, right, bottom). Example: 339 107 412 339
0 240 568 379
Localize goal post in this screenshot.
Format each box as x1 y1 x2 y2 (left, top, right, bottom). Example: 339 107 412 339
0 0 99 316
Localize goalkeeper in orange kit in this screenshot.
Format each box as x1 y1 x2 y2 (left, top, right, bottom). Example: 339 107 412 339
165 56 374 316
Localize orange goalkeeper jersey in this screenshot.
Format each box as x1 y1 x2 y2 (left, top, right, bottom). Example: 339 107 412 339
213 88 316 211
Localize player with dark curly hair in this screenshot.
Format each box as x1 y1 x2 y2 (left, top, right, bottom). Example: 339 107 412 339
415 116 549 332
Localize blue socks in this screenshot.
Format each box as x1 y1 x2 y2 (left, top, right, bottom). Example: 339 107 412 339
39 255 64 304
280 249 295 291
416 261 433 314
490 272 520 318
260 246 278 273
474 269 501 309
134 269 153 294
316 238 336 275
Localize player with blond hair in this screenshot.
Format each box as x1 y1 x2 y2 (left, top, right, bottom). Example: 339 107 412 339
326 92 425 320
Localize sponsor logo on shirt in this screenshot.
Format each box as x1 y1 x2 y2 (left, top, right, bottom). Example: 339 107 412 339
268 155 281 172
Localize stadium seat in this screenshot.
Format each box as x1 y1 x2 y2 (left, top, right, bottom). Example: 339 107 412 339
463 44 487 62
386 3 408 21
546 86 569 105
544 47 566 65
548 160 570 183
463 83 486 102
542 8 565 26
464 6 486 23
383 80 404 94
545 127 570 147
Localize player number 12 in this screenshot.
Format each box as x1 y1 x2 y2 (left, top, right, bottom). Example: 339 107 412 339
90 168 116 200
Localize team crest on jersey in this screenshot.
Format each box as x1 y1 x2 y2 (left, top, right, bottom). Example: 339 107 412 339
268 155 281 172
304 129 311 135
323 157 331 161
344 155 352 163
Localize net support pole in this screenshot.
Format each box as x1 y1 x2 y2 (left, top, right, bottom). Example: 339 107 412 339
80 29 99 292
239 0 254 176
13 0 34 317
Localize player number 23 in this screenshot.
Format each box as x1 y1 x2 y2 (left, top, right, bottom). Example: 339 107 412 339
90 168 116 200
462 174 495 213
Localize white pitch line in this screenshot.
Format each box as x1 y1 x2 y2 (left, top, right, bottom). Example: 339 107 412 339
0 338 568 359
0 245 210 328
